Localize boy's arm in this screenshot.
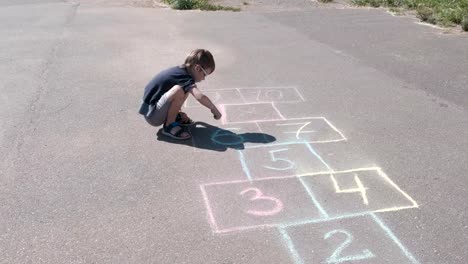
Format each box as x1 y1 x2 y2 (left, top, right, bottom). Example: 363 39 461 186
189 86 222 120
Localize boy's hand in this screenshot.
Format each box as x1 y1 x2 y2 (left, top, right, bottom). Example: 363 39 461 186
211 108 222 120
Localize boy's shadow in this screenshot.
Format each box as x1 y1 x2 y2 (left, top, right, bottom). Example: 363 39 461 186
156 121 276 151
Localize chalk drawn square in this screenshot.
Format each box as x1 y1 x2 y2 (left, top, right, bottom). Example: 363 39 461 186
255 117 346 145
280 214 419 264
185 89 244 108
190 122 274 152
221 103 284 124
200 177 325 234
238 87 304 103
299 168 418 217
239 143 331 180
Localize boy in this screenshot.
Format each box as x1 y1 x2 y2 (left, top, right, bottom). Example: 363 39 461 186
139 49 222 140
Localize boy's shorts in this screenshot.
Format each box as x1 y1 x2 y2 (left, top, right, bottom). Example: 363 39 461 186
144 92 172 127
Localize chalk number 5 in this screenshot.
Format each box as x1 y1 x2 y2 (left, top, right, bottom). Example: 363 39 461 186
263 149 295 171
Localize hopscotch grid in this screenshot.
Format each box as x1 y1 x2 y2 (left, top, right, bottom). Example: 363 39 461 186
238 150 253 182
197 91 420 262
199 170 333 188
298 177 329 218
213 211 395 235
306 143 376 206
293 87 306 102
200 166 418 219
278 213 420 264
236 88 247 103
201 86 298 91
278 227 305 264
329 173 370 205
254 121 263 132
239 86 304 103
220 102 284 124
376 168 419 208
199 167 384 187
237 86 299 90
184 88 243 108
223 118 285 125
370 213 421 264
271 102 286 120
300 166 419 211
199 185 220 233
186 87 303 108
224 117 346 142
304 142 334 171
322 117 348 141
188 108 346 150
215 224 277 234
243 139 346 148
220 102 294 107
374 205 419 213
279 212 370 229
219 104 227 125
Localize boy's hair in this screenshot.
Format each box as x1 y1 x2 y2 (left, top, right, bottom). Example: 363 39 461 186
184 49 215 72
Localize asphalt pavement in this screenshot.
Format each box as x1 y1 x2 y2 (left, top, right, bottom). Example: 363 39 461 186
1 1 467 263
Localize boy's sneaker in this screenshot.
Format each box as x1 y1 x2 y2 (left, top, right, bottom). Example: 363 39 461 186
162 122 191 140
176 112 195 127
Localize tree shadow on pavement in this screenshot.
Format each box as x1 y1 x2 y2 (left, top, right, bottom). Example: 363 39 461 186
156 121 276 151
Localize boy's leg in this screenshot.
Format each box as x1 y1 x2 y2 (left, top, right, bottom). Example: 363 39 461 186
144 85 190 139
165 86 189 126
176 92 193 124
144 85 191 139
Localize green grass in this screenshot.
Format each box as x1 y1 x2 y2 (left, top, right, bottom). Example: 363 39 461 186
351 0 468 30
162 0 241 11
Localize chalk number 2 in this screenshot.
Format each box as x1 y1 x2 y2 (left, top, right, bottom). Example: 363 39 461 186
324 229 375 263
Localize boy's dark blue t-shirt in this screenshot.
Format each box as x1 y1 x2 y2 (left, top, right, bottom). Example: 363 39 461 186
139 66 195 116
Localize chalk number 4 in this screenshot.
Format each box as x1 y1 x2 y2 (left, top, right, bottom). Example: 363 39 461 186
324 229 375 263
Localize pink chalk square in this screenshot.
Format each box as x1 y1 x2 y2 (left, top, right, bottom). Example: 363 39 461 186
256 117 346 145
200 177 324 234
282 214 418 264
299 168 418 217
185 89 244 108
240 143 330 180
238 87 304 103
221 103 284 124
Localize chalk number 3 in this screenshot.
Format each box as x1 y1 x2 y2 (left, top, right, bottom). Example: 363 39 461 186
324 229 375 263
239 187 284 216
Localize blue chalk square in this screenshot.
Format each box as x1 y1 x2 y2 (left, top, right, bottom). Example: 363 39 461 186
239 143 331 180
